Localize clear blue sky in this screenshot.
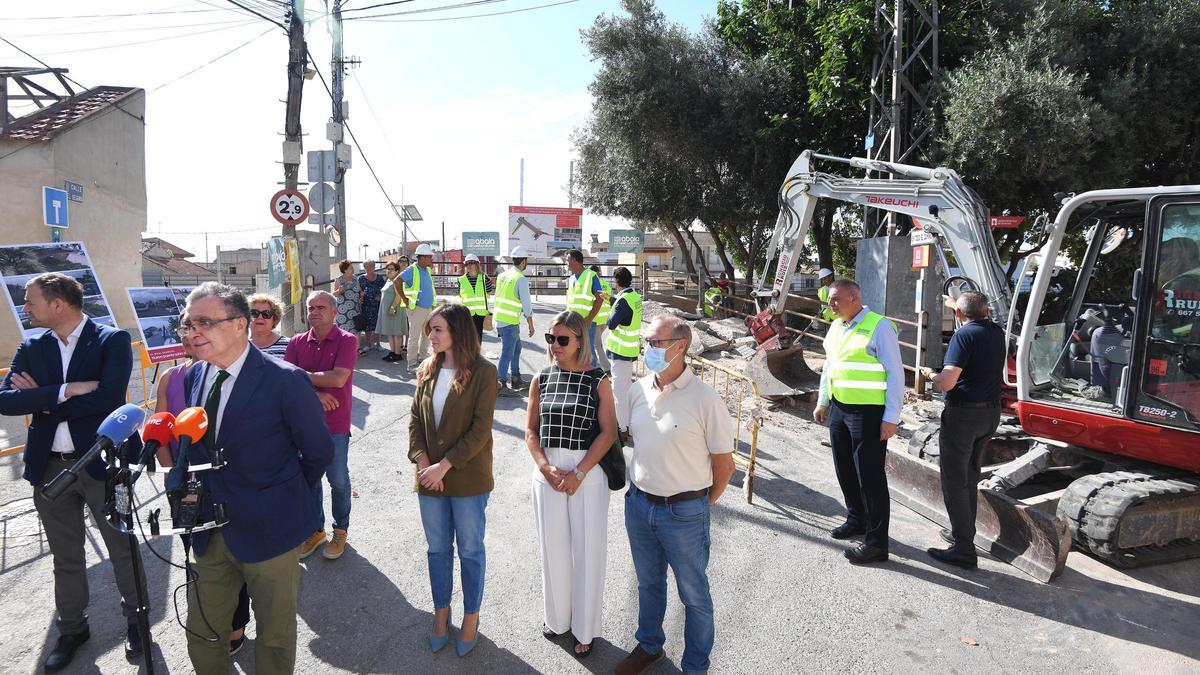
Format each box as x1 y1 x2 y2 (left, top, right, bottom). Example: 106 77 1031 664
1 0 714 260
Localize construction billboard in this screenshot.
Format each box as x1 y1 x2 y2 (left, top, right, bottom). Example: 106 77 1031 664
507 206 582 257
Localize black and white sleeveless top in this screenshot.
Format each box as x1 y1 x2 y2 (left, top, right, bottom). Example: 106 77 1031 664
538 366 607 451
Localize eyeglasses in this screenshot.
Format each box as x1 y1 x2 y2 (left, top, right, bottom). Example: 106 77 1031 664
646 338 682 349
250 309 275 319
177 316 239 335
544 333 575 347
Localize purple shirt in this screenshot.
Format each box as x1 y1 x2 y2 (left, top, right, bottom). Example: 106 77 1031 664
283 325 358 434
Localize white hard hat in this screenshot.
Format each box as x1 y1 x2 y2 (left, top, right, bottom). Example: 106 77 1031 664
414 243 434 257
464 254 480 263
818 267 834 279
509 246 528 259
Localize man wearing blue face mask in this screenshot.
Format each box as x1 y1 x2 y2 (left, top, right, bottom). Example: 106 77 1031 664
616 315 735 675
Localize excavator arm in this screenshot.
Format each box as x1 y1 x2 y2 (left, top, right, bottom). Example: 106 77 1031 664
752 150 1013 328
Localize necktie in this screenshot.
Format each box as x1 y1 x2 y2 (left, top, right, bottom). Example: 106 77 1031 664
203 370 230 450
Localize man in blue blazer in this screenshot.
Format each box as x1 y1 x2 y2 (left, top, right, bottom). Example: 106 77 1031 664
179 282 332 675
0 272 148 671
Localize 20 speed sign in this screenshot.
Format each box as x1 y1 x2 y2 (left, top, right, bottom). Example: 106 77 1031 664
270 189 310 225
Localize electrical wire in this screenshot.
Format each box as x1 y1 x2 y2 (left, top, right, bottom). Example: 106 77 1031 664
31 19 264 57
0 9 223 21
306 46 425 244
340 0 416 13
153 25 277 91
343 0 508 20
220 0 289 29
10 17 257 38
355 0 578 22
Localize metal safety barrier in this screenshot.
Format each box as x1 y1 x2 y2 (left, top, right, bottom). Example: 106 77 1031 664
685 354 764 504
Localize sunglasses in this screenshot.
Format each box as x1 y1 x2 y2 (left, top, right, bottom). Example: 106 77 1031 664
544 333 575 347
250 309 275 319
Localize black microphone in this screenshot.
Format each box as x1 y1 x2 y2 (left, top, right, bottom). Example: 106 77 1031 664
42 404 146 501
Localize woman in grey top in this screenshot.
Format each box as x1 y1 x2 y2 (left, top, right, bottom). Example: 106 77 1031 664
332 259 360 331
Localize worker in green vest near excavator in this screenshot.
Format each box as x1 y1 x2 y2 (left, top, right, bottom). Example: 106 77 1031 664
565 249 604 367
817 267 837 323
813 279 904 567
493 246 535 392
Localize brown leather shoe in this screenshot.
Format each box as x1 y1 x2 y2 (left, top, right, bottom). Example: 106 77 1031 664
614 645 664 675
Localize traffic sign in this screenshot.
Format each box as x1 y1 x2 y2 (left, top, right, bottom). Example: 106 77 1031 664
270 189 310 225
43 186 69 228
308 182 335 213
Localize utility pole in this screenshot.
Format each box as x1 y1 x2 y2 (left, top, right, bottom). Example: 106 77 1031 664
568 159 574 208
329 0 356 264
282 4 307 332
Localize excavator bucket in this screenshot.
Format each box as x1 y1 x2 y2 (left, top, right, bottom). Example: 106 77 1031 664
741 336 822 399
885 449 1071 582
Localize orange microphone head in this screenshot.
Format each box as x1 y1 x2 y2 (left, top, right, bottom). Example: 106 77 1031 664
173 407 209 443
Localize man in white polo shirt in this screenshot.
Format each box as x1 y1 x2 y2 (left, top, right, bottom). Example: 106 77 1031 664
615 315 735 675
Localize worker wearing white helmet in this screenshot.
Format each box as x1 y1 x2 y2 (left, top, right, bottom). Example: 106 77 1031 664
398 243 437 370
494 246 535 392
458 254 495 342
817 267 837 322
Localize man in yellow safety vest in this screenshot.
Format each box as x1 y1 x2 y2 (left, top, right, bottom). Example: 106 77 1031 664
813 279 904 566
590 265 613 373
816 267 837 323
493 246 535 392
565 249 604 367
603 266 642 438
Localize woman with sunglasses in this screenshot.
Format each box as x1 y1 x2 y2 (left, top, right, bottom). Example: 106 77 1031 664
525 311 617 659
409 302 499 657
247 293 289 357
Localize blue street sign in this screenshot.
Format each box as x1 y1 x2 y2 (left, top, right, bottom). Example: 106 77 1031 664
42 186 69 228
65 180 84 203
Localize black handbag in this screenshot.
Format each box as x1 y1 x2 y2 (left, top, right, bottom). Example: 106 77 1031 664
586 370 627 491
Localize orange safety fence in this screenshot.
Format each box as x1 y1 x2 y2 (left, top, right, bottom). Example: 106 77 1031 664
0 341 184 460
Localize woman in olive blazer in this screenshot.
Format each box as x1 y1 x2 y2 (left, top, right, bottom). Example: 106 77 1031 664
408 302 499 658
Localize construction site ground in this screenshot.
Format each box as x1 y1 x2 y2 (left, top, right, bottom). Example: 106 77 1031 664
0 300 1196 673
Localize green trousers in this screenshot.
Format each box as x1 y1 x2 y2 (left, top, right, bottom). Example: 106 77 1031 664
187 532 301 675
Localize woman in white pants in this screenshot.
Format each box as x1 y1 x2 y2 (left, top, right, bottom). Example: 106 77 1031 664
525 310 618 659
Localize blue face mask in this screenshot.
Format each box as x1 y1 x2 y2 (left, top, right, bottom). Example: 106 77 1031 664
644 345 672 373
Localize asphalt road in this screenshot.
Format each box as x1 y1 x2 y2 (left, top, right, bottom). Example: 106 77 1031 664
0 300 1197 674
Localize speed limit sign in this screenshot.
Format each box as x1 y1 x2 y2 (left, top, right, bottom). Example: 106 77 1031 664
270 189 310 225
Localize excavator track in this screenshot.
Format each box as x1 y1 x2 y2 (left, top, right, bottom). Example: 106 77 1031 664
1057 471 1200 568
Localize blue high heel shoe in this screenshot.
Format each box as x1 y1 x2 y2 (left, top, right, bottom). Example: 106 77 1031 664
455 617 479 657
429 608 451 653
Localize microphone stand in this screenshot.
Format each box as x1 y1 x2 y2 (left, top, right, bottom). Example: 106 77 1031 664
107 440 156 675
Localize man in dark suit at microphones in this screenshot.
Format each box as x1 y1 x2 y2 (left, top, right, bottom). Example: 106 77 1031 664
0 272 149 671
179 282 333 675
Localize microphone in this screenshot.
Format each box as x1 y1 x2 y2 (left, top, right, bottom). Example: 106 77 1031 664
42 403 146 501
139 412 176 474
166 407 208 492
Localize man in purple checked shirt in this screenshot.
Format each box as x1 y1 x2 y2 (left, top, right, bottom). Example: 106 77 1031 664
285 290 359 561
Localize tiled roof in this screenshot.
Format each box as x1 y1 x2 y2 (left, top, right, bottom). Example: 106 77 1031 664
142 237 195 259
1 86 139 141
143 255 213 276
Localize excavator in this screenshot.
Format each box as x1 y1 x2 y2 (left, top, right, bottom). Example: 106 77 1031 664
747 150 1200 581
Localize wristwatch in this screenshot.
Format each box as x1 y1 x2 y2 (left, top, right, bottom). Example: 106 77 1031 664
574 468 586 481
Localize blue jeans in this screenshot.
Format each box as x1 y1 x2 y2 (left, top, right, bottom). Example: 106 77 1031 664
418 492 490 613
497 323 523 379
625 486 714 675
588 322 599 368
314 433 352 530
